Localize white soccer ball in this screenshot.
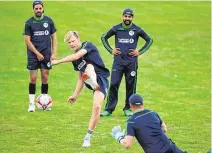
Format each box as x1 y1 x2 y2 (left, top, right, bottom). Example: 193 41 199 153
36 94 52 110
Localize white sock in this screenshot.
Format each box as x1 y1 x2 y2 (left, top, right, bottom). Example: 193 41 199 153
29 94 35 105
86 133 92 138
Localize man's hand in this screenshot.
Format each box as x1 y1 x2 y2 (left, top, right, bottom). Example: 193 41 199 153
36 52 44 61
68 94 77 104
112 48 121 56
51 60 59 66
128 49 140 57
50 53 56 61
111 126 125 142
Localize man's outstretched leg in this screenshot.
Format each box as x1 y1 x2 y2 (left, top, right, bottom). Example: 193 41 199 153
82 64 100 90
82 90 104 147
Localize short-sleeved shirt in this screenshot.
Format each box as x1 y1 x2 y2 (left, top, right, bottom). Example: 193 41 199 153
23 16 57 59
72 41 110 79
126 109 172 153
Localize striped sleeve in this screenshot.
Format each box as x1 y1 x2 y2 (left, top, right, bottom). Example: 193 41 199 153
137 29 153 54
101 28 116 54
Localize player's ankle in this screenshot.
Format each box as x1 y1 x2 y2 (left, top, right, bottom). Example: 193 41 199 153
86 129 93 137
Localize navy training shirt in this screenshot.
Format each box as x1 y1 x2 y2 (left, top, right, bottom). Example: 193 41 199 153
23 16 57 59
72 41 110 79
126 109 172 153
101 23 153 64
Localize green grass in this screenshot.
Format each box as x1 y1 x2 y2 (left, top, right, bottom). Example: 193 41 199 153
0 1 210 153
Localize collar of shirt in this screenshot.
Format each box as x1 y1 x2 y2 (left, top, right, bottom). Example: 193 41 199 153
121 22 132 29
133 108 145 114
33 15 44 21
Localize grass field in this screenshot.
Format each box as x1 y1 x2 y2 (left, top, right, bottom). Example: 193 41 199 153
0 1 210 153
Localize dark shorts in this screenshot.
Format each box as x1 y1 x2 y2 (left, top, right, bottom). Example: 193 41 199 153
164 139 187 153
84 75 109 98
27 58 52 70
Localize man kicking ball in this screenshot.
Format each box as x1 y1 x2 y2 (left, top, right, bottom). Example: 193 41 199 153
51 31 110 147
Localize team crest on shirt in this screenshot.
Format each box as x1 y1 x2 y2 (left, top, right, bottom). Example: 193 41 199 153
43 23 48 28
129 30 134 36
130 71 136 76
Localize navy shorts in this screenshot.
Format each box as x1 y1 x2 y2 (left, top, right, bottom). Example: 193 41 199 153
164 139 187 153
27 58 52 70
85 75 109 98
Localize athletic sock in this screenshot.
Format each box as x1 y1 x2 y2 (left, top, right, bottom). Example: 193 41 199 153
86 129 93 137
41 83 48 94
29 94 35 105
29 83 36 104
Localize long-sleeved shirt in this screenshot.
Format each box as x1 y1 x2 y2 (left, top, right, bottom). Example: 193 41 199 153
101 23 153 63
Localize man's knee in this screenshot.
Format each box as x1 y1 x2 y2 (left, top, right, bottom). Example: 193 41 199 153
85 64 95 73
41 70 49 83
30 76 37 84
41 76 48 84
30 73 37 84
93 103 101 113
110 81 120 89
86 64 94 69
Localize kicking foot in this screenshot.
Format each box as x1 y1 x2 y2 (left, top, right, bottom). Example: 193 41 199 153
82 135 91 147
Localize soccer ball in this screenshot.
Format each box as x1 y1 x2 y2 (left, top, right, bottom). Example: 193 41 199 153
36 94 52 110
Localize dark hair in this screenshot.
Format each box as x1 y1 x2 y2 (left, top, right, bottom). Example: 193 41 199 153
32 1 43 9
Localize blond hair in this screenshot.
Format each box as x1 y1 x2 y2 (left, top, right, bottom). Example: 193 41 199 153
64 31 80 42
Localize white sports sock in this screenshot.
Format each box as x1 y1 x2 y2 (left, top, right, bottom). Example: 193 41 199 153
29 94 35 104
86 133 92 138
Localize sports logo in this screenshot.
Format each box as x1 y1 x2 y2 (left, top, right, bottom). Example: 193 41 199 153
34 30 49 36
78 60 86 70
129 38 134 43
118 38 134 44
44 30 49 35
43 23 48 28
129 30 134 36
47 62 51 68
130 71 136 76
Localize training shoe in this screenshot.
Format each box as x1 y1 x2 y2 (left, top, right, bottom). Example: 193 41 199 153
123 109 133 117
82 135 91 147
28 104 35 112
100 110 112 117
82 73 100 91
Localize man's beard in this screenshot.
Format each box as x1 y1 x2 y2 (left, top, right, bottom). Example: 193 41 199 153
35 11 43 18
123 20 132 26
